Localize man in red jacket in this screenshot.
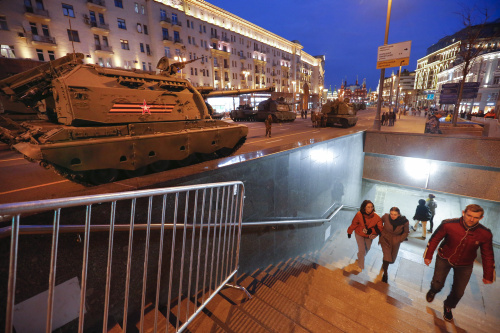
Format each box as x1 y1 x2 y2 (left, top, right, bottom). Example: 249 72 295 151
423 204 495 322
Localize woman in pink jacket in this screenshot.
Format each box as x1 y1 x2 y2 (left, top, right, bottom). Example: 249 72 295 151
347 200 383 271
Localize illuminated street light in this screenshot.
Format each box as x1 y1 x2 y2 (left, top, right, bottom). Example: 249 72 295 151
374 0 393 130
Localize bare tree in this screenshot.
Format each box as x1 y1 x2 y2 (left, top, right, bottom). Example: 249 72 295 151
452 7 496 126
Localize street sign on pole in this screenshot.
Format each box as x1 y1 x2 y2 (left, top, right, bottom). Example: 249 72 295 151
376 40 411 69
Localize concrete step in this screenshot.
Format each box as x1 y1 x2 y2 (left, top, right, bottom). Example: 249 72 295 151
236 273 344 332
313 255 500 333
216 281 311 333
255 264 425 333
188 291 271 333
251 267 395 332
294 255 496 333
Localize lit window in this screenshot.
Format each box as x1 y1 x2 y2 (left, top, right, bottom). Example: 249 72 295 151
62 4 75 17
120 39 129 50
134 3 139 13
141 5 145 14
0 45 15 58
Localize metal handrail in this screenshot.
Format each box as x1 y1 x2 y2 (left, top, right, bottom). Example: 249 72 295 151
243 204 343 226
0 204 344 238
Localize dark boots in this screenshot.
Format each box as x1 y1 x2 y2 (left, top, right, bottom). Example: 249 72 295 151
382 260 389 283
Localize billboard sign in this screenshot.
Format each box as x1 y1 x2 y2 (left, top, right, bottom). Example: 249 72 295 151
439 82 479 104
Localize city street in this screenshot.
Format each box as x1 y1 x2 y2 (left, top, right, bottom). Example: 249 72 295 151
0 108 427 204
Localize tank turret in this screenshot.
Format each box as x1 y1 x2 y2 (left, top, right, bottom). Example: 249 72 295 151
0 54 271 184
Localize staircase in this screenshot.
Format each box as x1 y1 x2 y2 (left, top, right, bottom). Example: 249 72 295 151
115 232 499 333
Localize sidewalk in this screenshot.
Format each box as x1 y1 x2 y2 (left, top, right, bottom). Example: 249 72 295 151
378 107 428 134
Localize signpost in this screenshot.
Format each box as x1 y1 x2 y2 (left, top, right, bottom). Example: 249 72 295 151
376 41 412 69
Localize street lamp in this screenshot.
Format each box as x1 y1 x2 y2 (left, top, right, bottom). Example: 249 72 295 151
319 85 323 107
374 0 393 130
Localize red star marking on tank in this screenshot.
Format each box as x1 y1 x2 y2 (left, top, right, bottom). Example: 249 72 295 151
141 100 151 114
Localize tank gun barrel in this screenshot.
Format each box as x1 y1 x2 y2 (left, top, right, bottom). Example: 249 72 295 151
200 87 274 98
0 53 83 102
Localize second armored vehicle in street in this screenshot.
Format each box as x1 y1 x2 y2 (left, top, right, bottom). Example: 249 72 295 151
321 99 358 128
230 104 257 121
255 97 296 122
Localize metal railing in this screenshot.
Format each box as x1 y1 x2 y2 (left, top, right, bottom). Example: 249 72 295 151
242 203 343 227
1 181 246 333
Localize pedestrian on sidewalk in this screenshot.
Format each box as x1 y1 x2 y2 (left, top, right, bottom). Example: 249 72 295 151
424 204 495 322
379 207 409 283
347 200 382 272
265 114 273 137
412 199 432 239
426 194 437 233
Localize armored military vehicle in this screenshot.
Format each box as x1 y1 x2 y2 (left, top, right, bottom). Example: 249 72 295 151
230 104 257 121
255 97 296 122
0 53 271 184
321 99 358 128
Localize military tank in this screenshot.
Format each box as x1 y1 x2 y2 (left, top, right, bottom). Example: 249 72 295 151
255 97 296 122
0 53 272 185
230 104 257 121
321 99 358 128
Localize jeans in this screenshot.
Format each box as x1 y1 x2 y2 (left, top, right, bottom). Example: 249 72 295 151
430 255 473 308
429 214 435 232
355 233 373 269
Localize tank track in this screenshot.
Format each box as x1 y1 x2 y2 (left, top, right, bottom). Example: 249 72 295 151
34 136 248 186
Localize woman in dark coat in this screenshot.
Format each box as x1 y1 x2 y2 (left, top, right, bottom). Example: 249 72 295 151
412 199 432 239
379 207 409 283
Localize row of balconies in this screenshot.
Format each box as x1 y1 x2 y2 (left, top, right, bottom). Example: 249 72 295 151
160 17 182 27
22 3 305 69
30 34 56 45
87 0 106 8
24 5 50 19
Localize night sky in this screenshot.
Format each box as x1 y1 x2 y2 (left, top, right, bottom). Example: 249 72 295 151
209 0 500 92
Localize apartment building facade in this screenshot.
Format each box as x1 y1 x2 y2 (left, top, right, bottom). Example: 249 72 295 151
436 50 500 114
0 0 325 107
